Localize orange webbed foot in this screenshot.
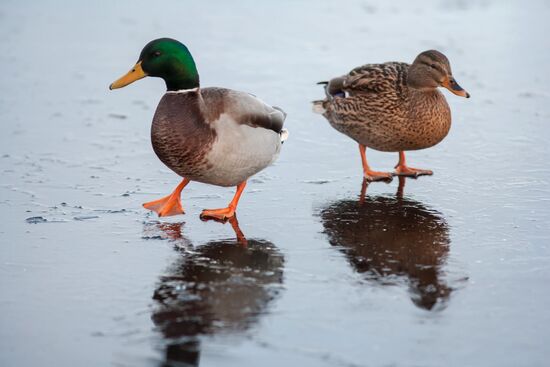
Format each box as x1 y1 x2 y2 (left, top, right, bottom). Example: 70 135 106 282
358 144 393 183
199 181 246 221
364 170 393 182
142 178 189 217
394 152 433 178
394 165 433 178
199 207 235 221
143 195 184 217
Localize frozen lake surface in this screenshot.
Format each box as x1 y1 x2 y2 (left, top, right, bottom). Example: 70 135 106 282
1 1 550 366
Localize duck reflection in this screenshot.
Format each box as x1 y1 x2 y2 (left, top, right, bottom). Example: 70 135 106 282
145 218 284 367
320 178 451 310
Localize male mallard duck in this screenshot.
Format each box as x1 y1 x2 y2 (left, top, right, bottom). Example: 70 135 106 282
313 50 469 181
110 38 288 220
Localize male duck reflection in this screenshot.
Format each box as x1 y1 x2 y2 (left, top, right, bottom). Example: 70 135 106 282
320 178 452 310
143 221 284 367
110 38 288 220
314 50 469 182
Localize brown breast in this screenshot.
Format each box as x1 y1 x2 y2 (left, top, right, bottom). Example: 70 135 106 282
150 91 217 179
398 89 452 151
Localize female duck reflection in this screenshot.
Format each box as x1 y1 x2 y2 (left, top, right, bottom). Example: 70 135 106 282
143 218 284 366
320 178 452 310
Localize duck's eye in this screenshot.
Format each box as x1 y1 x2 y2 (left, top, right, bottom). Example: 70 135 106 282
430 64 436 69
152 51 161 57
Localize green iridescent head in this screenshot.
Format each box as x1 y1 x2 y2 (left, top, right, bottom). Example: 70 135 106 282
110 38 200 91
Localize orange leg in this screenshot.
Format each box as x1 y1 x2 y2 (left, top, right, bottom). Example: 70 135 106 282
394 151 433 177
200 181 247 220
142 178 190 217
358 144 393 182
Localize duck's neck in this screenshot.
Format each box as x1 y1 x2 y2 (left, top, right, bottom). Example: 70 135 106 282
409 87 442 102
162 54 200 91
415 88 440 97
164 70 200 91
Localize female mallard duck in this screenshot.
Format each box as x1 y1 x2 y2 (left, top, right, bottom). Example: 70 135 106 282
110 38 288 220
313 50 469 181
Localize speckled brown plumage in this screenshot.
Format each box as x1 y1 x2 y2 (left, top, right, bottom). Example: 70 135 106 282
317 61 451 152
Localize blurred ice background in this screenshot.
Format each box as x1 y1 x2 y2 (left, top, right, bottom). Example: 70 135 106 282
1 1 549 366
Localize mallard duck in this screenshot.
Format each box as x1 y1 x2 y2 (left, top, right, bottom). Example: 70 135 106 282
110 38 288 220
313 50 469 181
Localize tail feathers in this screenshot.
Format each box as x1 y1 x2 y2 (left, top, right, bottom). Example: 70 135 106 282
280 128 289 143
312 100 326 114
317 81 329 86
272 106 287 119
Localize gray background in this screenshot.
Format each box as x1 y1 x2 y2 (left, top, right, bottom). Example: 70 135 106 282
1 1 549 366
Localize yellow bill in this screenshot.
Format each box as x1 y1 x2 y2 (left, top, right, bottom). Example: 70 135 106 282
109 61 147 90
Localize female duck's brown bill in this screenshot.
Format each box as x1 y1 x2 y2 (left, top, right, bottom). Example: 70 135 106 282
442 76 470 98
